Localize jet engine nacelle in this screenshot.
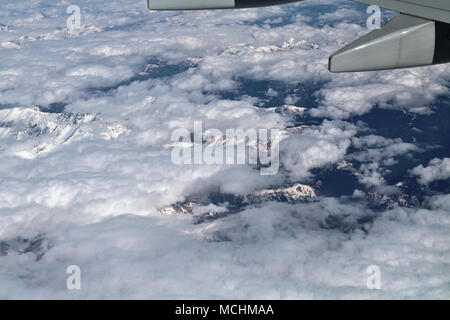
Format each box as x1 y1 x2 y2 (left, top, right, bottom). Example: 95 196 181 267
148 0 300 10
329 14 450 72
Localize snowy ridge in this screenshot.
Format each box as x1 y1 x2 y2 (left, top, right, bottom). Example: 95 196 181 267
161 183 317 222
220 38 319 56
0 107 96 158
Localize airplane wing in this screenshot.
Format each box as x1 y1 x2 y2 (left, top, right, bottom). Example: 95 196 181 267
353 0 450 24
147 0 300 10
147 0 450 72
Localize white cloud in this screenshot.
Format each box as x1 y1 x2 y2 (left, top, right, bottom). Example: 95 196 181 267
412 158 450 185
1 196 449 299
281 120 357 180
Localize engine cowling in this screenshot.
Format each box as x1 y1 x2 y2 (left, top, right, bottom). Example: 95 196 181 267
147 0 301 10
329 14 450 72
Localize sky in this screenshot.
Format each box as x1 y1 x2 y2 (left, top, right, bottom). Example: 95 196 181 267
0 0 449 299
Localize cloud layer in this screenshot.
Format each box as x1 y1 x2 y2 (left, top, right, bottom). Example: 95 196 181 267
0 0 449 299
